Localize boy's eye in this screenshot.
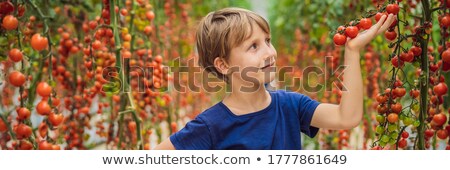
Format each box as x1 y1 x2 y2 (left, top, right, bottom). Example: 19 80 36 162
250 43 257 50
266 38 271 43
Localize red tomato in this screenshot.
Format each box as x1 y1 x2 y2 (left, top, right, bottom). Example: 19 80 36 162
19 140 33 150
433 82 448 96
17 107 31 120
120 8 128 16
387 113 398 123
393 87 406 97
2 15 18 30
8 48 23 62
437 129 448 139
36 101 51 116
92 40 102 50
154 55 163 63
443 49 450 63
0 119 7 132
31 33 48 51
401 131 409 138
49 113 64 126
440 15 450 27
37 82 52 97
8 71 26 87
375 12 386 22
358 18 372 30
0 1 14 15
410 46 422 56
432 113 447 126
385 30 397 41
333 33 347 46
38 122 48 138
399 51 414 62
409 89 420 98
146 11 155 20
386 4 400 15
398 138 407 148
424 129 434 138
38 141 53 150
376 94 388 103
391 56 404 68
391 103 402 113
16 124 32 139
128 121 137 133
345 26 359 38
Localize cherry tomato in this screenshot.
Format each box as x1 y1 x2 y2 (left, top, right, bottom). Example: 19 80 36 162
49 113 64 126
385 30 397 41
358 18 372 30
433 82 448 96
345 26 359 38
8 48 23 62
387 113 398 123
2 15 18 30
333 33 347 46
17 107 31 120
37 82 52 97
128 121 137 133
31 33 48 51
391 56 404 68
8 71 26 87
443 49 450 63
386 4 400 15
36 101 51 116
0 119 7 132
38 140 53 150
432 113 447 126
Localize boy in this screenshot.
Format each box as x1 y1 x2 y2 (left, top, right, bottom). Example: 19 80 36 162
154 8 395 149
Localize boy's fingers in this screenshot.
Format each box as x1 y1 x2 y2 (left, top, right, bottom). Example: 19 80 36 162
379 14 395 32
374 14 388 28
365 14 389 36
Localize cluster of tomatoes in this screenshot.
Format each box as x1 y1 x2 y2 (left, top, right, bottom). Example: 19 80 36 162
0 0 192 150
333 3 400 46
332 0 450 150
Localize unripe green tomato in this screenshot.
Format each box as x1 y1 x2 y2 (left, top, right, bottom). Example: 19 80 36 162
376 125 385 135
388 138 397 145
390 131 399 139
412 104 419 113
413 120 421 127
388 124 397 132
376 115 386 123
381 135 390 143
403 117 413 126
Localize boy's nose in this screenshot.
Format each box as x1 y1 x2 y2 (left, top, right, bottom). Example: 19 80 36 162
263 45 277 61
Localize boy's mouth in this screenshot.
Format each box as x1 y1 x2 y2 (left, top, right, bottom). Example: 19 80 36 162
260 62 275 70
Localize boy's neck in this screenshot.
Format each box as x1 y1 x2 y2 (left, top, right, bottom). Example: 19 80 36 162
222 85 271 116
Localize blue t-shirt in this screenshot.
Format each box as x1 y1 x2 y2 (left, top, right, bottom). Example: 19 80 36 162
170 90 320 150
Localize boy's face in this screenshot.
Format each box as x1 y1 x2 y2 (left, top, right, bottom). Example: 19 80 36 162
227 23 277 87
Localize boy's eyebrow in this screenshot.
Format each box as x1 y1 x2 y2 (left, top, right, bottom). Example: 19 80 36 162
242 34 271 49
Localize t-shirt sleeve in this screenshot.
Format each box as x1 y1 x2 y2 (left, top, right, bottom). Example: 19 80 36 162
169 117 212 150
295 93 321 138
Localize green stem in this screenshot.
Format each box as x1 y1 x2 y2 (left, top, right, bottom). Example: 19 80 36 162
417 0 432 150
130 111 144 150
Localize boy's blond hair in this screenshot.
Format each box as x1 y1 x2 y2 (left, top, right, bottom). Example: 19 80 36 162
196 7 270 83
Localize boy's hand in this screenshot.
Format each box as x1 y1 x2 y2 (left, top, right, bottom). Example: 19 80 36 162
346 14 396 52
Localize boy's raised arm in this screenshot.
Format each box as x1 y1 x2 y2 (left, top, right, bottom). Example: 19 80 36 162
310 14 396 130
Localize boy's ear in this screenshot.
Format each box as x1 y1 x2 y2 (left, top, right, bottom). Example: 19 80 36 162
213 57 229 75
